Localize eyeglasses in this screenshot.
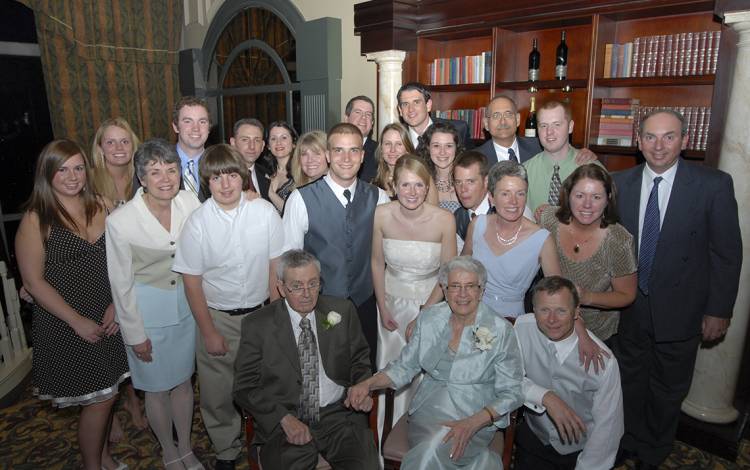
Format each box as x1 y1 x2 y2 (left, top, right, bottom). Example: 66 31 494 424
488 111 516 121
445 283 482 293
284 280 322 295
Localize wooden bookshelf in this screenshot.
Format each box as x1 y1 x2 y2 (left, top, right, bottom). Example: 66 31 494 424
354 0 735 170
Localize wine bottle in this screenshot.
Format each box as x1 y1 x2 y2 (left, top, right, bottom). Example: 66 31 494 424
525 97 537 138
528 38 540 82
555 30 568 80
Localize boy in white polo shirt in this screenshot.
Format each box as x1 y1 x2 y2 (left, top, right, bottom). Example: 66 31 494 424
173 144 284 470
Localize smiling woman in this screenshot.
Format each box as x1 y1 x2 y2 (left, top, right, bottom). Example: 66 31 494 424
90 117 141 206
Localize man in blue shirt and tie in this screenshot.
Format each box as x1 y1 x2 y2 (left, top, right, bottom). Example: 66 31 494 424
172 96 211 201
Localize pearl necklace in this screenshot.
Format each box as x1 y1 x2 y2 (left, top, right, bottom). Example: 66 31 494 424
495 221 522 246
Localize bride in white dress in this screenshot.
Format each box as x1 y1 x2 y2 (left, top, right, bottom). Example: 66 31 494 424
371 154 457 444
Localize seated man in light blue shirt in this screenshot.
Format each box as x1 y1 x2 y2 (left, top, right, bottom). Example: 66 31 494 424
514 276 623 470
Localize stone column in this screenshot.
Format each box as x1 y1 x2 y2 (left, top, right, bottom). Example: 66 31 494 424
365 50 407 137
682 11 750 424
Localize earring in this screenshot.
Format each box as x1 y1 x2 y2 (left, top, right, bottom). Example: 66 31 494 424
143 186 148 193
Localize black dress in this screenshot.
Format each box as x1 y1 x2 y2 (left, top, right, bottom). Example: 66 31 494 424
32 225 130 407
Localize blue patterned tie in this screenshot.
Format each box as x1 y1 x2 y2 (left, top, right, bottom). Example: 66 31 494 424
638 176 663 295
298 317 319 423
508 148 518 163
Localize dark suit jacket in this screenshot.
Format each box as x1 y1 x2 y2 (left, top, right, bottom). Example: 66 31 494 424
358 138 378 183
432 117 474 150
233 295 372 442
613 159 742 342
252 165 272 202
476 135 542 166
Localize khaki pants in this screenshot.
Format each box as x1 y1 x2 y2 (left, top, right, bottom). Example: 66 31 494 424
195 308 245 460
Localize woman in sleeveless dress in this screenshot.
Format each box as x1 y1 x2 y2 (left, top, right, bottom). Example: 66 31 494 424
263 121 298 213
371 154 457 443
418 121 464 212
16 140 130 470
462 161 608 370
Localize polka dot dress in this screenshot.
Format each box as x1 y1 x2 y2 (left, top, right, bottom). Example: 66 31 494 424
32 225 130 407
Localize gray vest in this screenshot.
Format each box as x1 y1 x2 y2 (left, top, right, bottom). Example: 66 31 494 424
299 178 378 306
520 329 600 455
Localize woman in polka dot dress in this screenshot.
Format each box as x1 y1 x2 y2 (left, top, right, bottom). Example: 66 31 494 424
15 139 130 470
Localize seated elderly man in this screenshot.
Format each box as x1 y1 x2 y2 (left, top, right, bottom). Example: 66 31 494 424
348 256 523 470
514 276 623 470
233 249 378 470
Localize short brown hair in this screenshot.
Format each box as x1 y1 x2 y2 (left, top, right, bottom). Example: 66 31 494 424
531 276 580 310
453 150 489 178
538 99 572 121
327 122 363 148
172 96 210 125
556 163 618 228
198 144 249 191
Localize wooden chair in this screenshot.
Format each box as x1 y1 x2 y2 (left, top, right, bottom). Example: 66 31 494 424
244 393 379 470
380 389 518 470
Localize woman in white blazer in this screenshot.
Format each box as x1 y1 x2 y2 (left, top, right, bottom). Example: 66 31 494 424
105 139 203 470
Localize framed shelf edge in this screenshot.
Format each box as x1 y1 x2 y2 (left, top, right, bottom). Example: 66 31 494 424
589 145 705 160
494 79 588 90
595 75 715 87
425 83 492 92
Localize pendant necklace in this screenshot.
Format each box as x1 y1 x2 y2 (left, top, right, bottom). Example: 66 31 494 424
568 227 592 253
496 221 522 246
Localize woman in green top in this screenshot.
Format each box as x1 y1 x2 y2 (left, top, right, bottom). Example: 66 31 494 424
539 163 637 343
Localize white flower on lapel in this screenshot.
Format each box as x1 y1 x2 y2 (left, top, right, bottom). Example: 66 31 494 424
322 311 342 330
472 326 496 352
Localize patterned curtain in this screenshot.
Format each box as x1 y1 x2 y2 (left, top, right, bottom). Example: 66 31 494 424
19 0 182 148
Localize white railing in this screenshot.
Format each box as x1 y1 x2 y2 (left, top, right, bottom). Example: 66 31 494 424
0 261 32 401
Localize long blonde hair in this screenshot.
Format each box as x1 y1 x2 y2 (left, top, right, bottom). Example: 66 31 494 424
373 123 414 194
290 130 328 187
90 117 140 202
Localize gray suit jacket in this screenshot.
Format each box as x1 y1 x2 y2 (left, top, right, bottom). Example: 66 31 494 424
233 296 372 441
612 159 742 341
476 135 542 166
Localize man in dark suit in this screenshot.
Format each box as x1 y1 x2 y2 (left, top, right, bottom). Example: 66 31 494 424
453 150 491 242
345 95 378 182
476 95 542 165
234 249 378 470
229 117 271 201
612 110 742 469
397 81 474 150
173 96 210 201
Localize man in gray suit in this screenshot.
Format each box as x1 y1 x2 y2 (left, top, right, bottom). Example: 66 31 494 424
477 95 542 165
612 110 742 469
234 249 378 470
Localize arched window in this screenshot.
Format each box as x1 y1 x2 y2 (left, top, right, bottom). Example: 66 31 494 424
206 7 300 140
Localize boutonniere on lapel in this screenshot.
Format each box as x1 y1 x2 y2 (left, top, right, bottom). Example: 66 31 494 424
472 326 496 352
322 311 342 330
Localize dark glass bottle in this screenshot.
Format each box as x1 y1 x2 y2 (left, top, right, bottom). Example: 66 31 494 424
525 97 537 138
528 38 540 82
555 30 568 80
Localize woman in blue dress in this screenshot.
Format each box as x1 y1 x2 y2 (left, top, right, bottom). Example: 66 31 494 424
347 256 523 469
105 139 203 469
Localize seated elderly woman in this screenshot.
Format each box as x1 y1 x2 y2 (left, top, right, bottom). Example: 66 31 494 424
347 256 523 469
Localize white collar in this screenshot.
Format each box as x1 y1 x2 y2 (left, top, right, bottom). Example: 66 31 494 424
643 159 679 185
324 174 357 198
286 299 316 331
546 329 578 364
472 194 491 215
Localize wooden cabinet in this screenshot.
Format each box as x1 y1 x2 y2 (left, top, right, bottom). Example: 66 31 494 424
361 1 734 171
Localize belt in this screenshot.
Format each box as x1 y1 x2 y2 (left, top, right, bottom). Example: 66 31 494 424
218 299 269 316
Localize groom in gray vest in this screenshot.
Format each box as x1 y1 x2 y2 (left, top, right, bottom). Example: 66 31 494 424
283 123 389 369
514 276 623 470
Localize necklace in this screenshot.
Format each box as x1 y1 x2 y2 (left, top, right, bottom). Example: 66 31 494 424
495 220 523 246
435 178 453 193
567 226 592 253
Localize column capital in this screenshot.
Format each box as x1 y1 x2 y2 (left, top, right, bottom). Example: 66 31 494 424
365 50 407 64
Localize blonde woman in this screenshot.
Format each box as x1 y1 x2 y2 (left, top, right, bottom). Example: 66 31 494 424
289 130 329 187
90 118 141 207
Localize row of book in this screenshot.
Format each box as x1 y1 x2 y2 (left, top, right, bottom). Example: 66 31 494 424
428 52 493 85
434 108 487 140
594 98 710 151
603 31 720 79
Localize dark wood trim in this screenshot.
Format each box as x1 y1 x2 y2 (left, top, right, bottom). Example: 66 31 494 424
595 75 716 87
589 145 706 160
495 79 588 90
426 83 491 92
715 0 750 18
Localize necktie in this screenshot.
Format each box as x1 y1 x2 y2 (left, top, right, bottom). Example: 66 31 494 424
508 148 519 163
638 176 663 295
343 189 352 208
298 317 319 423
184 160 198 197
470 210 477 221
247 167 257 193
548 164 562 205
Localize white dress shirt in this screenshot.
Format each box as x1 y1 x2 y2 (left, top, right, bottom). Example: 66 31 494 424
637 161 678 252
408 116 434 148
492 137 521 162
286 300 344 406
515 314 623 470
282 175 390 251
173 193 284 310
